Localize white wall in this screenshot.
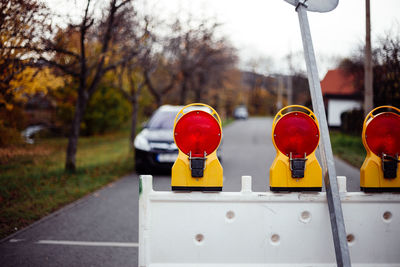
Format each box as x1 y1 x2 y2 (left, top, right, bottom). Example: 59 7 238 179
328 99 362 127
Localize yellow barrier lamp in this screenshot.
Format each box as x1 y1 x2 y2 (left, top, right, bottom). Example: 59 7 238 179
171 103 223 191
360 106 400 192
270 105 322 191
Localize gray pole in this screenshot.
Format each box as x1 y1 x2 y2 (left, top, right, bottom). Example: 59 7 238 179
364 0 373 117
296 2 351 266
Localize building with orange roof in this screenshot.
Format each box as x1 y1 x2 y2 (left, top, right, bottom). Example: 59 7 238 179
320 69 363 127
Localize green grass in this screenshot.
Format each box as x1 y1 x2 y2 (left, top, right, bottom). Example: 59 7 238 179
0 131 133 239
0 116 230 239
222 117 235 127
330 131 366 168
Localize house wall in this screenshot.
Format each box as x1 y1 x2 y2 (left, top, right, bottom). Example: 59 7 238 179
327 99 362 127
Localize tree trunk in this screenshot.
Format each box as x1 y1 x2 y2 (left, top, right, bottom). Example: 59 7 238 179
130 94 138 146
194 73 206 102
156 95 162 107
62 0 129 172
214 92 220 112
194 88 201 102
180 78 188 105
65 90 87 172
143 70 163 107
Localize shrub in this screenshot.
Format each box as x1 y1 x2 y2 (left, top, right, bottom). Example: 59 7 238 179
83 85 131 135
51 82 131 136
0 106 26 146
340 109 364 135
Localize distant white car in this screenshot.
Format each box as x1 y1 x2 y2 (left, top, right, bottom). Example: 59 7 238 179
234 106 248 120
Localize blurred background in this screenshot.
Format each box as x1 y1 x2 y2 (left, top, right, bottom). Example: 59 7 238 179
1 0 399 238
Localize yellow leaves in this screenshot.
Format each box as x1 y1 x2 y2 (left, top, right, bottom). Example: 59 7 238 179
0 100 14 111
5 103 13 111
11 67 66 102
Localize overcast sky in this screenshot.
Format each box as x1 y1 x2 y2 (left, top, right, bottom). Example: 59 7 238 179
145 0 400 77
48 0 400 78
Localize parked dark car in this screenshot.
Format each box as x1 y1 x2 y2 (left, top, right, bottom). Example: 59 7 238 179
134 105 223 174
134 105 182 174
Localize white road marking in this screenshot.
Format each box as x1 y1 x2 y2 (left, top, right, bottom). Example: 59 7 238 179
9 239 25 243
36 240 139 248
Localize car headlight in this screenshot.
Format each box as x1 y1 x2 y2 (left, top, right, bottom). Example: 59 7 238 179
170 142 177 150
134 134 151 151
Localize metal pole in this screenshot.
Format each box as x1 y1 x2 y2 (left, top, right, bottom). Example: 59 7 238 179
364 0 373 117
296 2 351 266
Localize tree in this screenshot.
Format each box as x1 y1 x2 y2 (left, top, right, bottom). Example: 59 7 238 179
115 64 145 145
209 68 242 118
244 59 276 116
39 0 136 171
112 14 172 144
83 79 131 136
143 54 177 107
373 33 400 107
338 31 400 110
0 0 59 145
10 67 65 102
164 18 239 108
191 37 237 103
0 0 50 111
166 19 218 105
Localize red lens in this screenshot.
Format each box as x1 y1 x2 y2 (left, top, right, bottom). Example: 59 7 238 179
174 110 221 157
365 112 400 157
273 112 319 158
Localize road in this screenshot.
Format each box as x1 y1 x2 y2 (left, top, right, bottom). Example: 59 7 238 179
0 118 360 266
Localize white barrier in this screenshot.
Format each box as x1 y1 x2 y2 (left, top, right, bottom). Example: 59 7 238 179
139 175 400 267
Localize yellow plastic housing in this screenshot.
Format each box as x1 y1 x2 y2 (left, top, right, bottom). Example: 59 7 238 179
171 103 223 191
360 106 400 192
269 105 322 191
172 150 223 190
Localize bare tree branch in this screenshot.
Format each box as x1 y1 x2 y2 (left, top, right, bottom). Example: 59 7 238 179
38 57 79 77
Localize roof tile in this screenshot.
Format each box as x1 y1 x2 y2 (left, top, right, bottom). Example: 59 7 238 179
321 69 358 95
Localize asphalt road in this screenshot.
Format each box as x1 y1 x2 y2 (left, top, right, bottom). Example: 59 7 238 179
0 117 360 266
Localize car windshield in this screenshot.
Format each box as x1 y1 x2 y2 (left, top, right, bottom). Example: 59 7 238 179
235 107 247 114
147 110 178 130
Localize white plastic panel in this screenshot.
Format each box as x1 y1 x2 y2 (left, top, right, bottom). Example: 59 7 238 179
139 175 400 267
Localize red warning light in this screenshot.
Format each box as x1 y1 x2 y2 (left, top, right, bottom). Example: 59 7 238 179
174 110 221 157
273 112 319 158
365 112 400 157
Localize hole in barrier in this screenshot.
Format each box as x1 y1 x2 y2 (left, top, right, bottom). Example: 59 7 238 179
195 234 204 244
270 234 280 245
347 234 355 244
300 210 311 223
226 210 235 221
383 211 392 222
